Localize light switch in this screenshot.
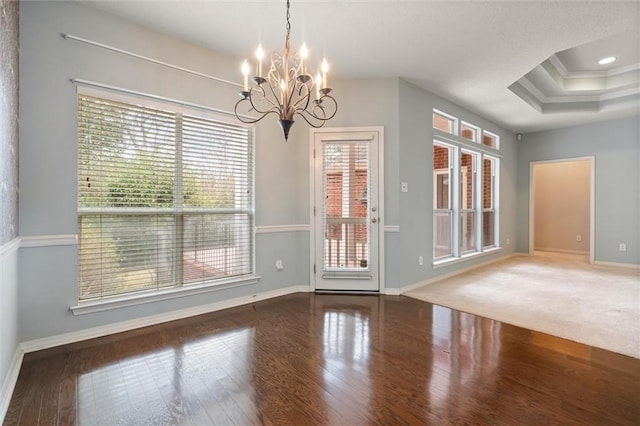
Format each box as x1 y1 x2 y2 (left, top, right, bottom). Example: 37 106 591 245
401 182 409 193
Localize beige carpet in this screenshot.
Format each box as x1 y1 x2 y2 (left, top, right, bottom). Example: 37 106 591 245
405 252 640 358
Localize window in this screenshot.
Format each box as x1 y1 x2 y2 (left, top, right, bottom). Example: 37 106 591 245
433 143 452 259
460 150 478 253
77 91 254 302
482 130 499 149
460 121 480 143
433 110 458 135
432 109 499 262
482 156 497 248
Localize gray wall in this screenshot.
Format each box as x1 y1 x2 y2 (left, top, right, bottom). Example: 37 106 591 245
314 77 402 289
517 116 640 265
18 1 309 342
397 79 518 287
0 0 20 398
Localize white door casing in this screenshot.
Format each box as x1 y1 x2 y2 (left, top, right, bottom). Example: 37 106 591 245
310 127 384 292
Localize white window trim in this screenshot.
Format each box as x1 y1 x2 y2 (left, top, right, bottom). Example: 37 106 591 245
433 247 502 269
460 121 481 143
70 274 260 315
482 154 500 249
482 129 500 150
433 109 459 136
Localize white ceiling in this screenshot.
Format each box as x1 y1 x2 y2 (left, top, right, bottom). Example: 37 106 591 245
85 0 640 133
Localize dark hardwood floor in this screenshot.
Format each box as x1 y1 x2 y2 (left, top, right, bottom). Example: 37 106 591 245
4 293 639 425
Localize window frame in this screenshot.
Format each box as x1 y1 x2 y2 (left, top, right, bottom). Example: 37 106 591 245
460 121 481 143
432 142 454 260
74 86 257 313
433 109 459 136
432 109 501 266
482 155 499 249
482 130 500 149
459 149 479 254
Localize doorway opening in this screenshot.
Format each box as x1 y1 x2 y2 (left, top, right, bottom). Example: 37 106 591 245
529 157 594 263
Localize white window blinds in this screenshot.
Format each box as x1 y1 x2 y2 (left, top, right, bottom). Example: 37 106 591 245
78 93 254 302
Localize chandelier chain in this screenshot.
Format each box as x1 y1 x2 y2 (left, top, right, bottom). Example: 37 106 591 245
285 0 291 51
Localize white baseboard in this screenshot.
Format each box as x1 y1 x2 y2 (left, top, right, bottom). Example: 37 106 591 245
401 253 520 294
0 348 24 423
535 247 589 255
21 284 310 354
593 260 640 270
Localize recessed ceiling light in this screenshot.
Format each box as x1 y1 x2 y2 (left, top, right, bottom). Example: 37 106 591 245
598 56 617 65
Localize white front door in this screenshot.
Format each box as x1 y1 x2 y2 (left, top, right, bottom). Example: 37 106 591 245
311 128 383 292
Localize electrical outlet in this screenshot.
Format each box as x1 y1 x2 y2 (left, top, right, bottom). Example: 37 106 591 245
576 235 582 242
276 259 284 270
418 255 424 266
619 244 627 252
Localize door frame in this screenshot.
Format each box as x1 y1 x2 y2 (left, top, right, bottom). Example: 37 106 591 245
309 126 385 292
528 156 595 263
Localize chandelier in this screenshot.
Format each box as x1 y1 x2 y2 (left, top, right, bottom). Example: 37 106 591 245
234 0 338 140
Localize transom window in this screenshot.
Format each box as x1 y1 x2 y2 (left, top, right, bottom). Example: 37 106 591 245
460 122 480 143
482 130 499 149
77 90 254 302
433 109 458 135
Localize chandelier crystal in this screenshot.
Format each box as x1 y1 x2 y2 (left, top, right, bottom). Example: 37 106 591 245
234 0 337 140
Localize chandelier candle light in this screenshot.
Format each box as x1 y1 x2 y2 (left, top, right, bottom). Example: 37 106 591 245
234 0 337 140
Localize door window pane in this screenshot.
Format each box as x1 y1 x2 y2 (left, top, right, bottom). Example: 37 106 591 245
322 142 370 269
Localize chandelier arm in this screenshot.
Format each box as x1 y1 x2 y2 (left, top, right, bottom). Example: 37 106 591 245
234 100 281 124
247 85 280 114
234 99 263 124
317 94 338 120
291 84 312 111
302 94 338 123
295 110 327 128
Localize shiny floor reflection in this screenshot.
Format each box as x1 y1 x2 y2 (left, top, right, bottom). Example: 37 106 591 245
5 294 640 425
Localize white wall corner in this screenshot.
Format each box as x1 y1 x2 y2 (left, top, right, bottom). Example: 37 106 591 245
0 348 24 423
